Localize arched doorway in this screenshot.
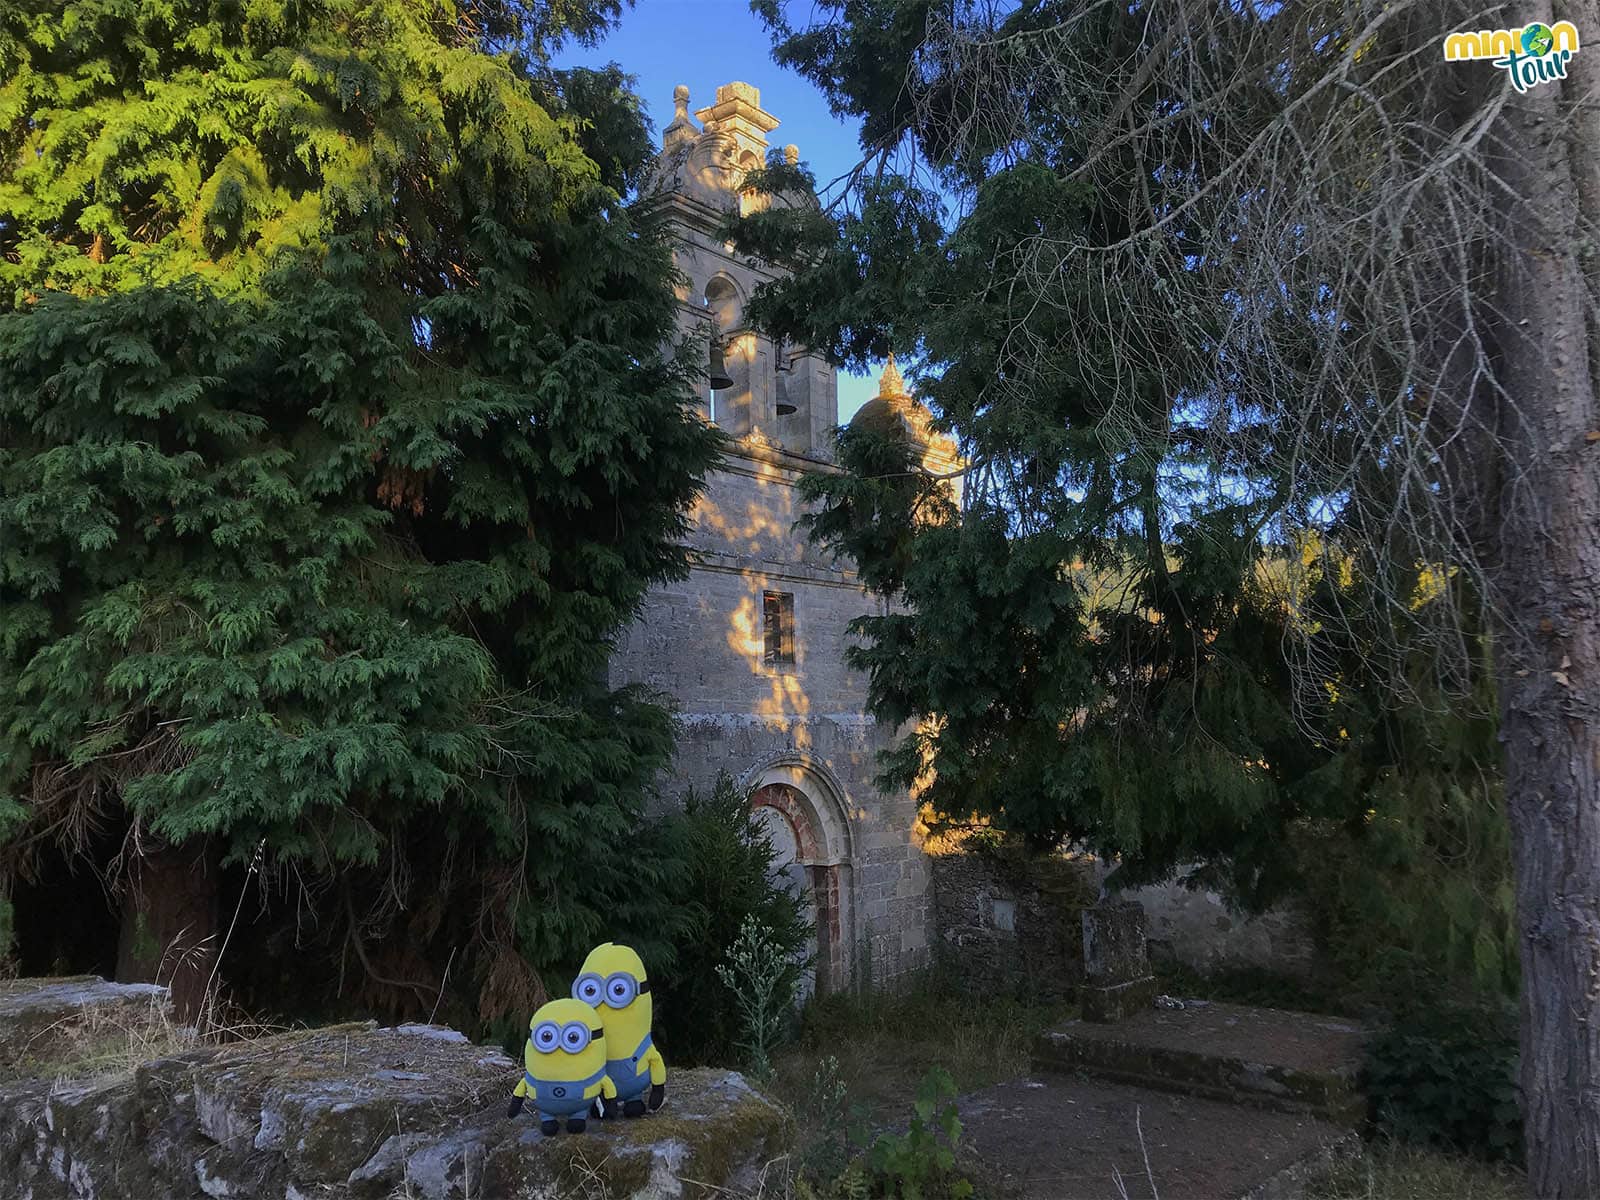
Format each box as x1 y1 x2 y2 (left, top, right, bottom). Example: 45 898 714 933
745 758 854 995
750 792 819 1000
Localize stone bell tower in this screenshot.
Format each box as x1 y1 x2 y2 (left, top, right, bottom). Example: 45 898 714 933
641 81 838 456
615 84 947 994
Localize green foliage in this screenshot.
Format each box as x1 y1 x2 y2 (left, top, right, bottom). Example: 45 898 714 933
715 914 802 1078
1367 1004 1523 1164
0 0 722 1017
732 90 1332 902
649 774 812 1066
732 4 1519 987
857 1067 973 1200
795 1066 975 1200
0 0 637 303
794 1054 855 1186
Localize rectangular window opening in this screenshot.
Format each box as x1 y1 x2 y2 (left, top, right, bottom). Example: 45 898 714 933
763 591 795 666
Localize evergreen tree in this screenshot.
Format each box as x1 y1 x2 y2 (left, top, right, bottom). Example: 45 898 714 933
0 0 721 1021
733 0 1514 978
744 1 1596 1186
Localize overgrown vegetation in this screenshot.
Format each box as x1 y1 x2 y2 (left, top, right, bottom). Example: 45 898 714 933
783 1054 977 1200
0 0 720 1023
734 0 1596 1188
1305 1142 1525 1200
717 915 802 1078
1366 1004 1523 1165
773 984 1063 1137
651 775 812 1068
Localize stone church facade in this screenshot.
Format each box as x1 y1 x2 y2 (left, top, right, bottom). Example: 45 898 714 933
608 83 958 993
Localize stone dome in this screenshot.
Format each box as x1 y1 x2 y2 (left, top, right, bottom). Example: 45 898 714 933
849 355 916 438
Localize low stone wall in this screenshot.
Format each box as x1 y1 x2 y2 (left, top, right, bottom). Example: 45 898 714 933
928 847 1097 1000
929 848 1322 1000
1114 874 1319 980
0 977 786 1200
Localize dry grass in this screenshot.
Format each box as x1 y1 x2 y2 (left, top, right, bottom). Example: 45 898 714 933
1305 1142 1526 1200
29 989 196 1086
770 984 1069 1129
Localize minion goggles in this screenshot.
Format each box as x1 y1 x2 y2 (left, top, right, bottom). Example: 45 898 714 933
529 1019 605 1054
571 971 650 1009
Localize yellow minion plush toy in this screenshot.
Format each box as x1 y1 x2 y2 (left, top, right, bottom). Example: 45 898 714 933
572 943 667 1117
506 998 616 1135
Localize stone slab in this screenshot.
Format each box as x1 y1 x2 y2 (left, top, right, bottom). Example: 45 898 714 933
957 1074 1355 1199
1034 1002 1368 1123
1080 975 1157 1023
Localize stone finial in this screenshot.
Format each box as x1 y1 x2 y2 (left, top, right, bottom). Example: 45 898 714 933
662 84 698 150
876 353 910 401
784 144 800 166
717 81 761 107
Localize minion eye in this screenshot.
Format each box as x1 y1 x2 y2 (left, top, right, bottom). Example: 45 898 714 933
560 1022 590 1052
532 1022 559 1051
573 974 603 1005
606 975 635 1006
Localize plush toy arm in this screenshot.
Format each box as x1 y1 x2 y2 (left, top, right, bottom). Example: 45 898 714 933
601 1075 618 1100
646 1047 667 1087
514 1077 531 1098
507 1095 525 1118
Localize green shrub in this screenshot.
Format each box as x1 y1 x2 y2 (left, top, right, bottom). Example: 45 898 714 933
795 1066 975 1200
856 1067 974 1199
650 775 812 1065
716 914 800 1076
1366 1003 1523 1164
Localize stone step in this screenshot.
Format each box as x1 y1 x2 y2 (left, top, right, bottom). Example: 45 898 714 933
1033 1001 1369 1124
957 1073 1356 1200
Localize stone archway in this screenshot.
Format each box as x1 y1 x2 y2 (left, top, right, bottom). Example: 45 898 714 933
744 755 855 995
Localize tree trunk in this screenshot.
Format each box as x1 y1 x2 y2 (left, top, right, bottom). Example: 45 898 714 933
116 838 220 1023
1490 3 1600 1192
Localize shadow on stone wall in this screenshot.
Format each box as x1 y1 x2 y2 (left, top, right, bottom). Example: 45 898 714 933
928 842 1098 1001
929 843 1324 1003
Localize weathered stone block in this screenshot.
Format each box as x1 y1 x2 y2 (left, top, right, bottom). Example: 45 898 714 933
1081 900 1150 985
0 977 789 1200
1033 1001 1370 1124
928 847 1096 1002
0 976 171 1077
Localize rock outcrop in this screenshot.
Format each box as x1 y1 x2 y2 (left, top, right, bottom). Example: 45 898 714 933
0 977 787 1200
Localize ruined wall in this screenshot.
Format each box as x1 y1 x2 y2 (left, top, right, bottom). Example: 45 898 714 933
1115 876 1320 980
0 977 785 1200
928 848 1098 1001
611 442 934 990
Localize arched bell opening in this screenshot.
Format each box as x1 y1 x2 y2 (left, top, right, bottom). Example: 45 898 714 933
702 274 751 433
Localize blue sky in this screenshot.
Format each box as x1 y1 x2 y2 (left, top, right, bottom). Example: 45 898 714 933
557 0 883 420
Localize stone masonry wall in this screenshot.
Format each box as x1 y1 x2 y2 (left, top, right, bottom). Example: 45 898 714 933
928 848 1098 1001
1115 874 1320 980
611 443 934 990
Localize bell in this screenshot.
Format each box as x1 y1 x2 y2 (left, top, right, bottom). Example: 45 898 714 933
708 339 735 391
775 346 797 414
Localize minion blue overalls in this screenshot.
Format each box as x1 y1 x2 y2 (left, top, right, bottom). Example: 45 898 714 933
524 1065 609 1123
